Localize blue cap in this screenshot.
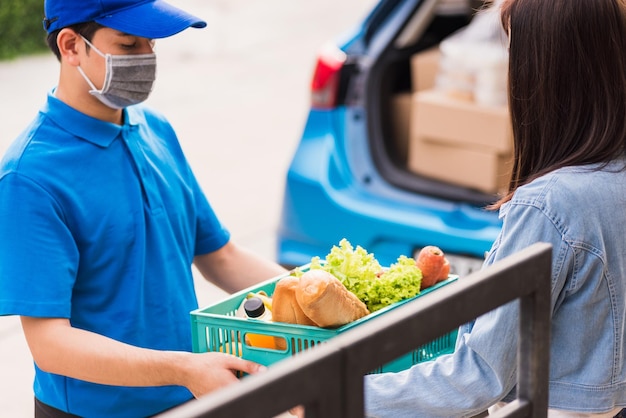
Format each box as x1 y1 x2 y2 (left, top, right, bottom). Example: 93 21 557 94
43 0 207 38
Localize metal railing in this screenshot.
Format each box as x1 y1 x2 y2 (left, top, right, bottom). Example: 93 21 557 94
158 242 552 418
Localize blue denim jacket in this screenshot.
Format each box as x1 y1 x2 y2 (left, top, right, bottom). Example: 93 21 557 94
365 158 626 417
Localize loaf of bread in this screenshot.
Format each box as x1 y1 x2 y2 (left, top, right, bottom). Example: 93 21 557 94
271 276 317 326
295 269 370 328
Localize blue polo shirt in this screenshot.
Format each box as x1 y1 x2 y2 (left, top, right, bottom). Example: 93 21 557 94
0 92 230 417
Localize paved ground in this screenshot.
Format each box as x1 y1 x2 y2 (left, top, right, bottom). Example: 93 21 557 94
0 0 376 415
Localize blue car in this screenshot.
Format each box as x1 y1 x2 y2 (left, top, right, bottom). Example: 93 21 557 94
277 0 505 274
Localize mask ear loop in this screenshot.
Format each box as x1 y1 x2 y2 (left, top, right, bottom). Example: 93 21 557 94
76 66 99 93
77 35 113 94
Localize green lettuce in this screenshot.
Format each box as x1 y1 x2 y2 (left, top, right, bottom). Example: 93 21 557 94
366 256 422 312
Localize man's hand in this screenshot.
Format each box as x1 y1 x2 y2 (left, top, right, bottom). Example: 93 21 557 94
182 352 266 398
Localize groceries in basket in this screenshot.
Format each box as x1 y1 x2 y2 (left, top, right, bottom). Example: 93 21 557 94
256 238 451 329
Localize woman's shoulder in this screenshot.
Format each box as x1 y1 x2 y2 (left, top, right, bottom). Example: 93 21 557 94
512 160 626 211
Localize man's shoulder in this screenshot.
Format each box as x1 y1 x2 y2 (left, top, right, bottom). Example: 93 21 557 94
1 113 48 172
0 109 92 186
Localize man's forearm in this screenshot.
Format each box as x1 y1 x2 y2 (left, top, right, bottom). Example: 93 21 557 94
21 316 192 388
194 241 287 294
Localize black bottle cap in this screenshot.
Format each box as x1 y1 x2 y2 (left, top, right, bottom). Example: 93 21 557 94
243 297 265 318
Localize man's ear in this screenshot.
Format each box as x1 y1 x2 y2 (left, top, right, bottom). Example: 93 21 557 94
57 29 82 67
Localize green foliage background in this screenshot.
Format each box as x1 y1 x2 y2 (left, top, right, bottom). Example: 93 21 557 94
0 0 48 60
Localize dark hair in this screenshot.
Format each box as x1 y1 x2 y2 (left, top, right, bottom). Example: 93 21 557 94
491 0 626 209
46 22 104 61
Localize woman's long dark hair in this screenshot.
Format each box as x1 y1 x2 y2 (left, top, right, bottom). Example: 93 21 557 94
491 0 626 209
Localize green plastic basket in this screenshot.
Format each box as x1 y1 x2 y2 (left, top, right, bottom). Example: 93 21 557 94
191 269 458 374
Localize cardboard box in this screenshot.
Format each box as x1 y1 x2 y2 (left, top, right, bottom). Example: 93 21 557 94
408 89 513 194
411 48 440 92
412 90 512 153
390 93 412 163
409 139 512 194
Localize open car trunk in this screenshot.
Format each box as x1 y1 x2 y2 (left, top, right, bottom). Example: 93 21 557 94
354 0 508 206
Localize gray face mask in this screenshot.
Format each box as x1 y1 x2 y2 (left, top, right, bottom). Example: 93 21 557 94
77 36 157 109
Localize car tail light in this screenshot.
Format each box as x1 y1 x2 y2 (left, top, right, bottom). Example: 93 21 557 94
310 43 347 109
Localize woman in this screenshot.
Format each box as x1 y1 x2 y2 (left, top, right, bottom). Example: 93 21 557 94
364 0 626 416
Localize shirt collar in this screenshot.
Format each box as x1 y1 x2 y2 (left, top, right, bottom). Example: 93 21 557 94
43 90 138 148
498 200 511 219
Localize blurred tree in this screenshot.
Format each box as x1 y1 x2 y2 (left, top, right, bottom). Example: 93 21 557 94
0 0 48 60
